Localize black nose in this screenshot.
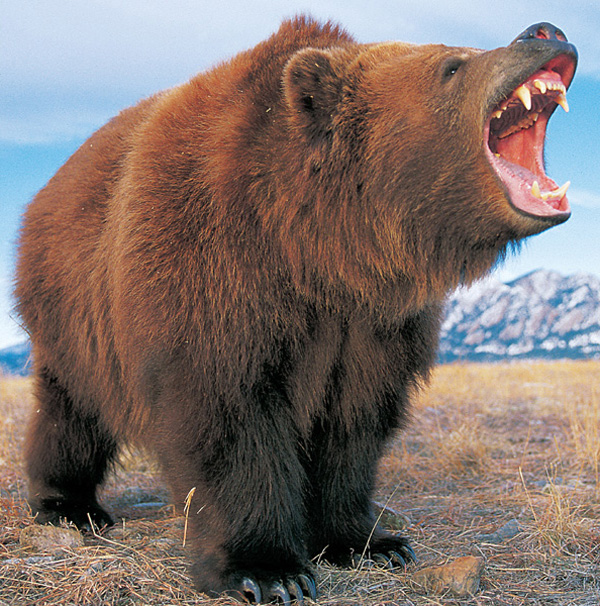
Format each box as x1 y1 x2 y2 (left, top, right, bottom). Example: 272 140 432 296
512 22 568 44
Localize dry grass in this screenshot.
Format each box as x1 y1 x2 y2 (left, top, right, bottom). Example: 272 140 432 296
1 361 599 605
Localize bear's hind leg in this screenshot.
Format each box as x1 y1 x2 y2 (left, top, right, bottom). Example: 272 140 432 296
25 368 117 530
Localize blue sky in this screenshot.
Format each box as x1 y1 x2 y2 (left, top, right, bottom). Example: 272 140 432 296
1 1 599 348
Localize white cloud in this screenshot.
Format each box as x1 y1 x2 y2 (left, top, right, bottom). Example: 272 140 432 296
2 0 597 149
2 0 598 91
571 188 600 209
0 108 112 146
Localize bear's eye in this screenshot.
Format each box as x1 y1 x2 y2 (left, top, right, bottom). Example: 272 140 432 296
442 59 464 81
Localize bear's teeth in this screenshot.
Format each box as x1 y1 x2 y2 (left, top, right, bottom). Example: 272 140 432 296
530 180 570 201
497 112 539 139
515 85 532 110
556 92 569 113
548 81 567 93
517 79 569 112
532 79 567 95
530 181 542 198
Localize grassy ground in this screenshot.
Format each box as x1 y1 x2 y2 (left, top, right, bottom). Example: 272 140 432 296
1 360 599 605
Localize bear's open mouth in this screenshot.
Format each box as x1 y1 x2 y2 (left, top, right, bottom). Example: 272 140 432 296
485 55 574 222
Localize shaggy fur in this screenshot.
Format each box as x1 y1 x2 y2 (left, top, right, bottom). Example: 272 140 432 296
15 16 575 601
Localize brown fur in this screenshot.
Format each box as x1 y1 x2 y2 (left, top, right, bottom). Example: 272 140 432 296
15 16 573 601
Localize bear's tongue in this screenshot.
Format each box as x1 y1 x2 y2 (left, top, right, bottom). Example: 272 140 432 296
485 68 571 220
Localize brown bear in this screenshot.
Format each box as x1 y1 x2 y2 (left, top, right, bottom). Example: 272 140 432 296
15 16 577 604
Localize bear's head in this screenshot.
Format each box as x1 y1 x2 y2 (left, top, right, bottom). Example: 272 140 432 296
278 22 577 304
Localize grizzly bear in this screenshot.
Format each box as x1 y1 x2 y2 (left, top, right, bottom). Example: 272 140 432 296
15 16 576 604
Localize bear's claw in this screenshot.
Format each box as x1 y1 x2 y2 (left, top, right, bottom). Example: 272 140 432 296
400 543 418 564
388 550 407 568
298 574 318 601
238 572 317 604
351 541 417 571
372 553 394 569
240 577 262 602
266 581 291 605
285 580 303 603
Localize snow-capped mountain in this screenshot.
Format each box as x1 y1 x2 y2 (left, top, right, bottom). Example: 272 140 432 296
0 340 31 376
439 270 600 362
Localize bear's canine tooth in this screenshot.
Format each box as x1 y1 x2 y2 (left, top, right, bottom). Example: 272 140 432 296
531 180 570 201
551 181 571 199
515 85 532 110
556 92 569 112
492 110 503 119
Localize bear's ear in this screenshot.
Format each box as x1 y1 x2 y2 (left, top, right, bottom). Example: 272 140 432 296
283 48 343 142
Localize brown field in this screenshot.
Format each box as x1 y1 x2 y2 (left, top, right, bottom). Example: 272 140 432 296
1 360 599 605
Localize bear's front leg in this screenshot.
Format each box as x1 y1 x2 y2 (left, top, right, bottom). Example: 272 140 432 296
299 313 436 570
304 411 418 571
152 392 317 603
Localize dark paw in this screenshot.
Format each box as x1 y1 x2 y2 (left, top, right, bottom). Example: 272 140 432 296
351 536 417 571
30 497 114 531
230 572 317 604
321 532 417 571
353 546 417 570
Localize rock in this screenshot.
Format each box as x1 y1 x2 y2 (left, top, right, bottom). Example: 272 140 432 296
477 518 521 544
412 556 485 597
373 502 411 531
130 501 168 510
1 555 57 566
19 525 84 553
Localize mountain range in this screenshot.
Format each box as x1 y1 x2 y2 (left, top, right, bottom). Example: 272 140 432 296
439 269 600 362
0 340 31 376
1 269 599 375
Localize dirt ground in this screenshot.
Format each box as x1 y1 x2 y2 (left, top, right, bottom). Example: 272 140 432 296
1 360 599 605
